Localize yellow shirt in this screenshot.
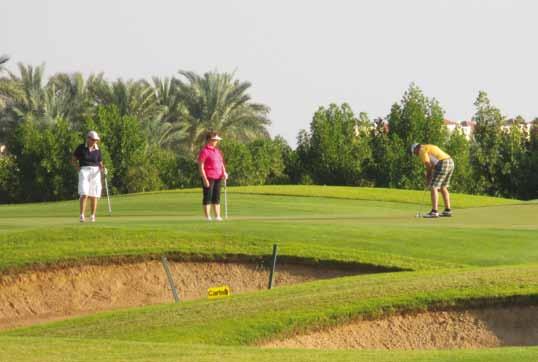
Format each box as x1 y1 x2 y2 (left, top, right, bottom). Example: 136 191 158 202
419 144 450 166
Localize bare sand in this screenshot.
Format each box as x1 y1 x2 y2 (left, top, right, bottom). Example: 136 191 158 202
0 260 357 330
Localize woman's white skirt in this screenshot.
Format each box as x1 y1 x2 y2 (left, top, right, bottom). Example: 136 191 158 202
78 166 102 198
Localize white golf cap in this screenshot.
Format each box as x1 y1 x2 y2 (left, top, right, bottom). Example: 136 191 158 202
211 134 223 141
410 143 419 154
87 131 100 140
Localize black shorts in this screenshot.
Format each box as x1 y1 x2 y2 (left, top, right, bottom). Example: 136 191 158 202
202 178 222 205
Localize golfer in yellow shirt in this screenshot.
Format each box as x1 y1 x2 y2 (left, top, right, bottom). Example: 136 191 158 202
411 143 455 218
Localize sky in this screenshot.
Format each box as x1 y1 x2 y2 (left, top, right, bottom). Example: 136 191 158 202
1 0 536 145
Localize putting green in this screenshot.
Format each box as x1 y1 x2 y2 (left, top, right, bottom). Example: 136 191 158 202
0 186 537 361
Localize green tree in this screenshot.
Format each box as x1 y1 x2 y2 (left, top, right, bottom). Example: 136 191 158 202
365 118 393 187
156 150 199 189
86 105 147 193
88 78 161 122
247 138 287 185
444 128 472 193
302 103 370 185
293 129 314 184
125 150 164 193
0 64 83 142
7 116 80 202
48 72 95 130
148 77 187 149
519 118 538 200
218 140 254 186
0 154 19 203
387 84 447 189
470 91 504 195
175 70 271 154
496 117 528 198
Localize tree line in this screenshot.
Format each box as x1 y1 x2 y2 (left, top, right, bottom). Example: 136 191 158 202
0 58 536 203
295 86 537 200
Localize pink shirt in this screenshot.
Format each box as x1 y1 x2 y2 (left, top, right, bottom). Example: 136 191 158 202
198 145 225 179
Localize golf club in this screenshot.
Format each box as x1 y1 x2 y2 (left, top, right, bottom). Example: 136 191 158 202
103 168 112 215
224 178 228 219
416 187 429 218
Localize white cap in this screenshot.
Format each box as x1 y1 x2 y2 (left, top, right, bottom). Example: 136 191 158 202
87 131 100 140
410 143 419 154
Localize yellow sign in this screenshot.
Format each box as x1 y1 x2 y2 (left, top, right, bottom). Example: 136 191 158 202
208 285 231 300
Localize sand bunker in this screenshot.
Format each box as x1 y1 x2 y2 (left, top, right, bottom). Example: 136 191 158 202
0 259 362 330
262 305 538 350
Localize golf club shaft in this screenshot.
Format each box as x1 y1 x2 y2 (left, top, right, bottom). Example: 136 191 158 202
103 171 112 215
422 187 429 213
224 178 228 219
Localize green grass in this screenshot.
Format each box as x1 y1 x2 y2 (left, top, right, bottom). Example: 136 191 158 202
0 186 537 361
0 188 536 273
232 185 521 208
1 337 537 362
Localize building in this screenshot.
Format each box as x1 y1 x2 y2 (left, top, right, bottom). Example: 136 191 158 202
502 119 532 137
444 119 476 140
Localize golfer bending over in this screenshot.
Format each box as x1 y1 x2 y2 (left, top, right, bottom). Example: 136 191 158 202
198 132 228 221
72 131 104 222
411 143 455 218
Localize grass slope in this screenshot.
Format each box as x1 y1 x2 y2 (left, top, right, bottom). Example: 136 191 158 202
0 186 537 361
0 187 536 273
232 185 521 208
7 265 538 345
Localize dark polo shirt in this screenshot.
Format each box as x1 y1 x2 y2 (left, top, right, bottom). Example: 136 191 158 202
74 144 102 167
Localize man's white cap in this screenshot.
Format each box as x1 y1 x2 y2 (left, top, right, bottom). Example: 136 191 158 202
211 134 223 141
87 131 100 140
410 143 419 154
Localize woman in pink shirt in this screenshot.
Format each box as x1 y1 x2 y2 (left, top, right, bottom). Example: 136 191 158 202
198 132 228 221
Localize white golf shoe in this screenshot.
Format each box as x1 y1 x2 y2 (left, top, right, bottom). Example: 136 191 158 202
423 210 440 218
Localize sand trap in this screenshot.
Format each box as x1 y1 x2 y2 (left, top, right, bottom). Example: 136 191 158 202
262 305 538 350
0 259 363 330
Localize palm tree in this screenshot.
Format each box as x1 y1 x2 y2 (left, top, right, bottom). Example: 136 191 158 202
48 72 95 129
146 77 187 148
88 78 161 122
0 55 9 73
0 64 80 141
0 64 47 140
174 70 271 154
0 55 13 111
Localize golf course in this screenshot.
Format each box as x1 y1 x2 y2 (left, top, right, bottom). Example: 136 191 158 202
0 185 537 361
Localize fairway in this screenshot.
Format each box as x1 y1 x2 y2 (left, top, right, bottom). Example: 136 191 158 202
0 186 537 361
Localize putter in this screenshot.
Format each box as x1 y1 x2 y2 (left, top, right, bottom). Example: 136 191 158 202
416 187 428 218
103 168 112 215
224 178 228 219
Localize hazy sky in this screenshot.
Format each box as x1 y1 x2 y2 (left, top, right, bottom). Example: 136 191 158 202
2 0 536 145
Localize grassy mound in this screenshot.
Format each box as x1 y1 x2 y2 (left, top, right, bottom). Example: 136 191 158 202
231 185 521 208
0 188 535 273
7 265 538 345
0 186 537 361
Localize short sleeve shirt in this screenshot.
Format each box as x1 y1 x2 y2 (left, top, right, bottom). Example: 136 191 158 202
74 144 102 167
419 144 450 166
198 145 224 179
